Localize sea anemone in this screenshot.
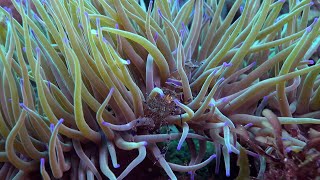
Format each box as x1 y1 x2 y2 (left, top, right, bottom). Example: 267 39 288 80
0 0 320 179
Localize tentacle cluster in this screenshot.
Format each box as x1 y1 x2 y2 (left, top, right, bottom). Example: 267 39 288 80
0 0 320 179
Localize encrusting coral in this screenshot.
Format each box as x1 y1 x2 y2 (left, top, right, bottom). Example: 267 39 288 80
0 0 320 179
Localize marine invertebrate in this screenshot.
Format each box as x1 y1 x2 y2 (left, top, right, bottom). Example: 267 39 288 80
0 0 320 179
